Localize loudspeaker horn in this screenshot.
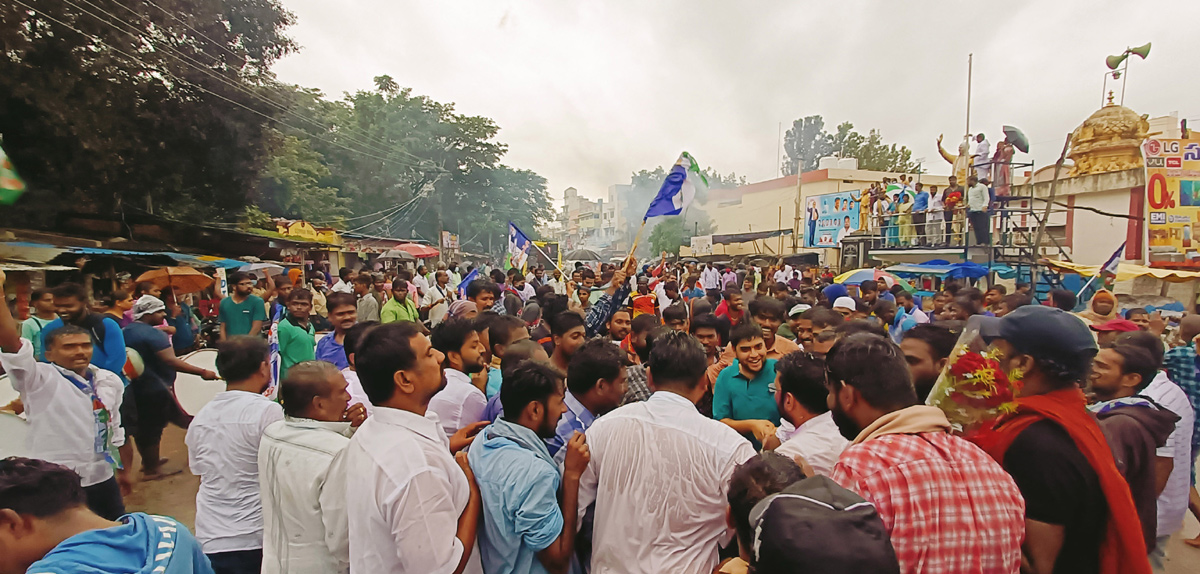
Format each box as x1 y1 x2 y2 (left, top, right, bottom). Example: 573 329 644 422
1129 42 1151 59
1106 53 1128 70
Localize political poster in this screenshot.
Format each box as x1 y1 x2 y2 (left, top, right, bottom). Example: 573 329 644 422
1143 138 1200 255
804 190 862 248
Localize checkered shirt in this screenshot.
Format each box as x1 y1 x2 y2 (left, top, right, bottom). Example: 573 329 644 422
831 431 1025 574
1163 345 1200 451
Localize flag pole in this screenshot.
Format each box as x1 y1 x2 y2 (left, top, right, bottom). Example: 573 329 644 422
529 240 565 275
626 218 648 266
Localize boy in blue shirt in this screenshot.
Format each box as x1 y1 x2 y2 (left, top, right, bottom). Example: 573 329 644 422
469 361 590 574
0 457 213 574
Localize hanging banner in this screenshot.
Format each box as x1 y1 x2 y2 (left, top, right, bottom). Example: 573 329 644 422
441 231 459 250
690 234 713 255
804 190 862 248
1143 138 1200 256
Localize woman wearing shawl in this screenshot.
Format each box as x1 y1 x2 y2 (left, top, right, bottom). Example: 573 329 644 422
1077 289 1119 326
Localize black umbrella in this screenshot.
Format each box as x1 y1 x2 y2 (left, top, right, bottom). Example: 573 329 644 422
1003 125 1030 154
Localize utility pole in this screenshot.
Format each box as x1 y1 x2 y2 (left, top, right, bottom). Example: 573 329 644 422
966 54 973 139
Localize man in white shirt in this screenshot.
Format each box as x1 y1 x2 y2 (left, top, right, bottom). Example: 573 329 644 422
330 268 355 294
422 270 457 328
186 336 284 572
0 271 131 521
544 269 567 296
339 322 379 415
965 174 991 246
700 264 721 292
578 331 756 574
343 321 485 574
259 361 367 574
770 352 848 476
973 133 991 181
428 317 489 437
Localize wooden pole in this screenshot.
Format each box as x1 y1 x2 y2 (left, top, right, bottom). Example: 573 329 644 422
626 219 648 267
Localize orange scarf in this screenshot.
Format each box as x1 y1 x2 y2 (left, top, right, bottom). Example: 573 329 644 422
971 387 1150 574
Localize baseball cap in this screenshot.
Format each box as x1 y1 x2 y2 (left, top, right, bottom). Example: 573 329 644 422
132 295 166 319
748 475 899 574
789 304 812 317
1090 318 1140 333
833 297 856 312
977 305 1097 370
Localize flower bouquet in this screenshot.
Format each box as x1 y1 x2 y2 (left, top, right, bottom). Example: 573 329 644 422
925 318 1022 437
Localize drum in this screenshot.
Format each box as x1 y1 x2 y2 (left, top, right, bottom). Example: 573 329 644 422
0 373 17 410
174 348 226 416
0 412 30 459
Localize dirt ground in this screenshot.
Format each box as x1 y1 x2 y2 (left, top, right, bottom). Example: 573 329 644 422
125 426 1200 573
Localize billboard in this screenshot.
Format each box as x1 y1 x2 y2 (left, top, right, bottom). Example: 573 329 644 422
690 234 713 255
1143 138 1200 255
804 190 862 248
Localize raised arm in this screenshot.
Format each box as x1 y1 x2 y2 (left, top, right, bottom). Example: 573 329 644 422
0 271 20 353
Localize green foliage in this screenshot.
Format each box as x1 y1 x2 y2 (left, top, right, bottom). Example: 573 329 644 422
257 133 348 222
783 116 919 175
648 216 686 256
240 205 275 230
0 0 297 225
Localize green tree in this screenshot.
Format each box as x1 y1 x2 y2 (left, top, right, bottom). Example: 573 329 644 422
648 216 687 256
0 0 297 226
257 133 349 222
783 116 920 175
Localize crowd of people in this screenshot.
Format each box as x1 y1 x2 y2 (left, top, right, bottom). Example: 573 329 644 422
2 253 1199 574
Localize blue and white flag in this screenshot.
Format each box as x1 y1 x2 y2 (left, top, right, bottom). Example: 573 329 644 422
644 152 708 220
456 267 479 299
508 222 534 272
264 303 283 400
1101 241 1126 276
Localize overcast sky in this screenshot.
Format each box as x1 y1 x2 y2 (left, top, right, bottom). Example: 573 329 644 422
273 0 1200 205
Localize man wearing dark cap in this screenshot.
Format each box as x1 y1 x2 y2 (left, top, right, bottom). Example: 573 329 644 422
973 305 1152 574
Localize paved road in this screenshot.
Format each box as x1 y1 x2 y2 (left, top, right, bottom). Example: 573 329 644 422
126 426 1200 573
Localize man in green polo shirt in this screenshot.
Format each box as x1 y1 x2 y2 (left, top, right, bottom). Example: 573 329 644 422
380 279 420 324
713 322 781 448
277 288 316 379
218 271 267 340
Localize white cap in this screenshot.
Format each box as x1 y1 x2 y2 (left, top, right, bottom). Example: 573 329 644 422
132 294 166 319
833 297 856 311
789 304 811 317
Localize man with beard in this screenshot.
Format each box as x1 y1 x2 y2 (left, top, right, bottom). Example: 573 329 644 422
606 308 632 345
37 282 126 375
772 351 848 476
976 305 1151 574
827 333 1025 574
1087 344 1178 555
428 318 490 437
468 362 590 574
899 324 957 402
713 323 782 449
547 338 628 464
186 336 283 573
344 322 486 574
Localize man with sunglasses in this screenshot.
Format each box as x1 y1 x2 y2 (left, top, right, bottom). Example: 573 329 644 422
826 333 1024 574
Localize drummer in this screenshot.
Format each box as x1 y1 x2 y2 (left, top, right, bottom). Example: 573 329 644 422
123 295 219 480
0 270 132 520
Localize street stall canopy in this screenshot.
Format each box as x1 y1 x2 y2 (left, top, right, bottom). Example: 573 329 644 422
711 229 792 245
394 243 439 258
1043 259 1200 283
886 261 1017 281
834 267 916 293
